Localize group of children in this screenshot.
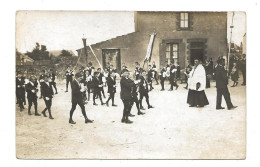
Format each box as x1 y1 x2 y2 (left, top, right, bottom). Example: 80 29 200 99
16 69 57 119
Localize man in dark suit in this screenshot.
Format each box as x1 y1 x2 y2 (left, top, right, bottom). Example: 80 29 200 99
65 66 74 92
49 69 58 94
69 73 93 124
215 58 237 110
16 73 25 111
169 62 179 91
25 76 41 116
41 75 54 119
139 70 154 110
106 70 117 106
92 72 105 105
240 54 246 86
120 69 135 123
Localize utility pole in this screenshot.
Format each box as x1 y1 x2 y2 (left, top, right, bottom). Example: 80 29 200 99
227 12 235 74
82 34 88 66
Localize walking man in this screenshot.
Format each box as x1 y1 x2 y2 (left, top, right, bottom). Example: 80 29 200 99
215 58 238 110
69 73 93 124
120 69 135 123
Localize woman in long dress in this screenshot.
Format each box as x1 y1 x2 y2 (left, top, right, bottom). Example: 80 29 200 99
187 59 209 107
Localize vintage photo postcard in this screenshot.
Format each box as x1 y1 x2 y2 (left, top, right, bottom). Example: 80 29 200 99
15 11 246 159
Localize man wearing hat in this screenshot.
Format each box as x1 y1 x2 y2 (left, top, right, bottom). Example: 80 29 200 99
69 73 93 124
215 58 237 110
120 69 135 123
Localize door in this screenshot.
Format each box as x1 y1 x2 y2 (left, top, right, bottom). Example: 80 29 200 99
190 42 205 65
102 49 121 72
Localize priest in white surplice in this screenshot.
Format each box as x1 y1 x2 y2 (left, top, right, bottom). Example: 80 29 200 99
187 59 209 107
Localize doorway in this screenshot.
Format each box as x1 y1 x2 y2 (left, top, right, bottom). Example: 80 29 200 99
102 49 121 72
190 42 205 65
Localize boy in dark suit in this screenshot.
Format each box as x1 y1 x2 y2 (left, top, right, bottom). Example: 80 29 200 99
129 74 144 115
139 70 154 110
65 66 74 92
106 70 117 106
49 69 58 94
25 76 41 116
120 69 135 123
69 73 93 124
215 58 237 110
97 68 106 98
169 63 179 91
16 73 25 111
41 75 54 119
39 70 45 99
92 72 105 105
147 65 154 91
160 67 166 91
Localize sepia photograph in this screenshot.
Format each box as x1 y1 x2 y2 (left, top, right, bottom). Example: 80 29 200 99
15 10 246 159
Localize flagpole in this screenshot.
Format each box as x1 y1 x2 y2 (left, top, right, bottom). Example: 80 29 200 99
89 45 104 72
227 12 235 75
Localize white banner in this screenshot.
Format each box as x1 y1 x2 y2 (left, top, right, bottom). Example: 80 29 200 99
144 33 156 62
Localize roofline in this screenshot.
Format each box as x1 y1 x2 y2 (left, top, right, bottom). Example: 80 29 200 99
76 31 137 51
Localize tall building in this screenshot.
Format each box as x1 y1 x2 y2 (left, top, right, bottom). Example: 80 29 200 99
76 12 227 72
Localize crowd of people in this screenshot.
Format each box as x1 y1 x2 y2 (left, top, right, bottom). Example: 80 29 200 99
16 54 246 124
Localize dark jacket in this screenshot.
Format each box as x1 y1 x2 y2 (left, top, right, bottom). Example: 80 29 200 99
139 75 149 94
41 82 54 99
170 65 176 80
107 76 116 93
65 70 74 80
49 72 56 82
16 77 25 97
71 79 83 104
25 82 38 100
98 73 104 83
92 77 101 93
147 69 153 82
215 64 228 88
120 76 135 100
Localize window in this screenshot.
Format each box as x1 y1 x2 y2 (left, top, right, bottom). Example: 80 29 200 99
180 12 189 28
166 43 179 63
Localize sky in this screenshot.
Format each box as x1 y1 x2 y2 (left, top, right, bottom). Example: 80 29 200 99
16 11 246 54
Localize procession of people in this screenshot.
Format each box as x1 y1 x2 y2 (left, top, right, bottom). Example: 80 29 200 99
16 54 245 124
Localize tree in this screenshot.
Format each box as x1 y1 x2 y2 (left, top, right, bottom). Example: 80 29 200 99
59 50 72 57
25 42 50 60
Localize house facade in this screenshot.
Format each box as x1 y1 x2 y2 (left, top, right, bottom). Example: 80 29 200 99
76 12 227 72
